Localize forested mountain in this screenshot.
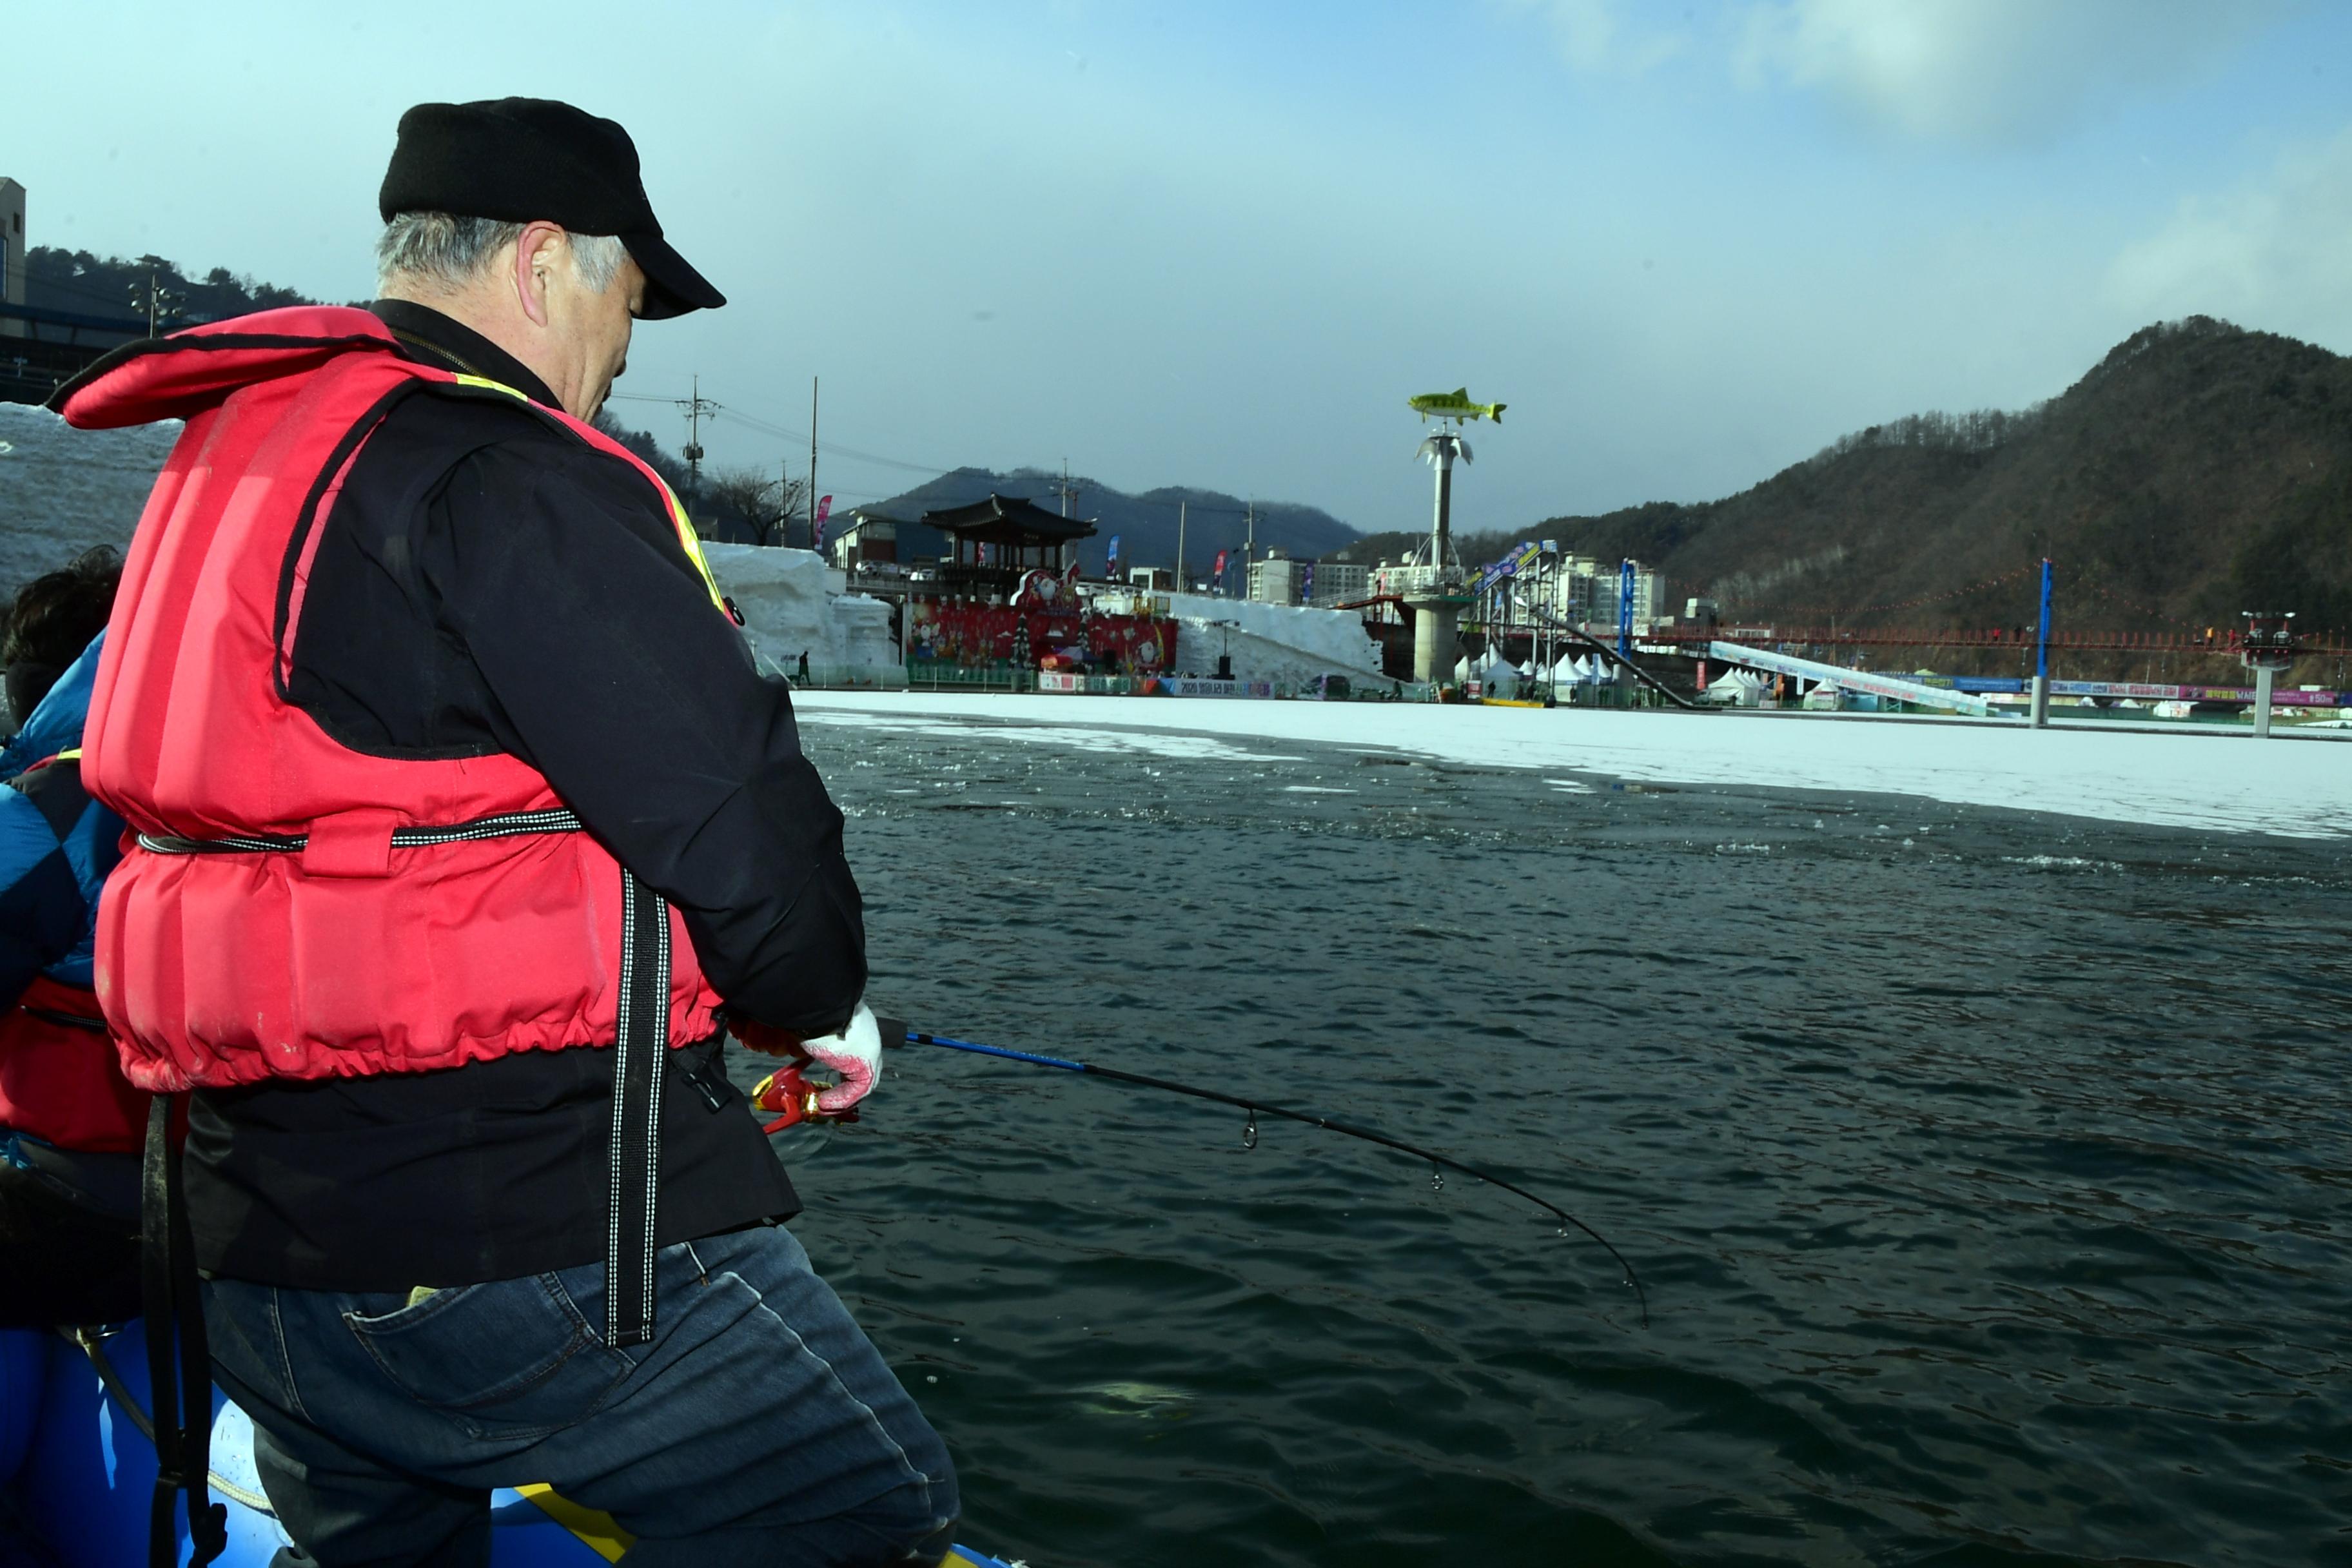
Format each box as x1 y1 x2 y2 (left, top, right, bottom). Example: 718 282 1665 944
858 467 1356 576
1378 318 2351 643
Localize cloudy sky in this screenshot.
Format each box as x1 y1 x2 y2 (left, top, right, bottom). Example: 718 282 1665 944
7 1 2349 539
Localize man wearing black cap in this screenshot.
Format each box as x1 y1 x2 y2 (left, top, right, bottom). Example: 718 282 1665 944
59 100 956 1566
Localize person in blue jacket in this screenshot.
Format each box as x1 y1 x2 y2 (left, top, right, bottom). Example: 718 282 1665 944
0 547 139 1326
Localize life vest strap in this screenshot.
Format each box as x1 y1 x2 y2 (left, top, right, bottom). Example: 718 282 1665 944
142 1093 228 1567
607 868 670 1348
132 812 674 1349
134 807 586 856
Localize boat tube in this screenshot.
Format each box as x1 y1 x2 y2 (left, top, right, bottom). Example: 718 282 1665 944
0 1324 1013 1567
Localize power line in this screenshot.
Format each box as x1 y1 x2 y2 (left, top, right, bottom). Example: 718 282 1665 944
609 391 1289 523
609 395 952 476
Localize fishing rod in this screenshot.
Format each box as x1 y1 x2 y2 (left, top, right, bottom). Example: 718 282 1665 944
893 1028 1649 1328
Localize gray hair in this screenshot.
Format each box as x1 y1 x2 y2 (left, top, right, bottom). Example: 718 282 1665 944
375 212 628 296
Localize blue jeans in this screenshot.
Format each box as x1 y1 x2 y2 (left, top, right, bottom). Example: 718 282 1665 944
204 1223 957 1567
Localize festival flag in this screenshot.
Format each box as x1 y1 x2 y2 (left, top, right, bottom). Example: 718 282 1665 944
1300 561 1315 604
814 495 833 551
1106 534 1122 579
1213 548 1229 585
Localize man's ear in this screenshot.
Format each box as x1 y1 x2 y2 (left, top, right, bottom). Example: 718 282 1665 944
512 221 568 329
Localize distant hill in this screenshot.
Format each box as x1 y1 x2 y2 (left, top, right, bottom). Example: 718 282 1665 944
856 467 1357 577
25 246 321 324
1446 318 2351 647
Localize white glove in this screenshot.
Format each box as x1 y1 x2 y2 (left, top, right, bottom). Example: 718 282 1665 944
801 1004 881 1113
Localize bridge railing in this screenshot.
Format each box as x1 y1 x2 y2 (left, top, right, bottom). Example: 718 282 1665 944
1632 626 2351 656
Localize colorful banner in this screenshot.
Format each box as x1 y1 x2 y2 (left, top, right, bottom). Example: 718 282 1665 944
2047 680 2341 705
1157 677 1278 698
1300 561 1315 603
908 600 1178 674
1107 534 1121 579
814 495 832 551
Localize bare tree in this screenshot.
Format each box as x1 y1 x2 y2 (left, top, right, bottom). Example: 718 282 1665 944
703 466 809 549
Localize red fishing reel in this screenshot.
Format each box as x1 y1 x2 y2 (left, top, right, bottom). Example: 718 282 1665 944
749 1054 859 1134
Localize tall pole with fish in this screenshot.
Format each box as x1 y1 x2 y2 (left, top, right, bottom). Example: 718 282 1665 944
1404 389 1504 687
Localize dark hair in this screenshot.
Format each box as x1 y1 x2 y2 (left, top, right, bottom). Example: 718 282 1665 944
4 547 122 671
3 547 124 722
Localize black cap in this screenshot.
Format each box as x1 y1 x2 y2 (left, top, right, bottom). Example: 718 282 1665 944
379 97 724 320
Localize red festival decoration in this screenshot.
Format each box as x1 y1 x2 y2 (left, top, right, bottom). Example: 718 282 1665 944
909 600 1177 673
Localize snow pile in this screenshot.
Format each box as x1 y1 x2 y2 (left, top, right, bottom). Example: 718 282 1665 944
0 402 173 591
700 544 897 680
793 690 2352 839
1161 591 1378 681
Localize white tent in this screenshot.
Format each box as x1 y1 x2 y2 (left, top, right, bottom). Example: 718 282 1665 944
1476 647 1518 694
1706 668 1765 707
1453 653 1473 683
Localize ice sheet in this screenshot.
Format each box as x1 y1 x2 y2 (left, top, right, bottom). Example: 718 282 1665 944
794 692 2352 839
799 708 1299 763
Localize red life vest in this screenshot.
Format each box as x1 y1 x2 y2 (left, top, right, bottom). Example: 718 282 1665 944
60 307 729 1094
0 975 146 1153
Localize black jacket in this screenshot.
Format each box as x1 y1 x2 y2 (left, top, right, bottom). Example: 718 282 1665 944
184 301 861 1289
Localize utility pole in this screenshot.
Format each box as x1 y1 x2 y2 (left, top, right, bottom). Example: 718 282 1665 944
1243 502 1255 602
676 375 717 516
1176 501 1187 594
808 377 819 553
1048 460 1081 520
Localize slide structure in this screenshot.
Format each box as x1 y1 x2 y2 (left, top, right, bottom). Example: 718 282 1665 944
1706 642 1994 717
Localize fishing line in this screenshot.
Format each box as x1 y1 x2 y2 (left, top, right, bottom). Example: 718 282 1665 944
899 1029 1649 1327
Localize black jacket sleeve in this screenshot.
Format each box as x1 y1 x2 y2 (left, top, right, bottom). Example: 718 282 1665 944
420 433 865 1037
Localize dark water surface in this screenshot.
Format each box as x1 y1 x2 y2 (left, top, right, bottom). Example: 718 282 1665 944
750 709 2348 1568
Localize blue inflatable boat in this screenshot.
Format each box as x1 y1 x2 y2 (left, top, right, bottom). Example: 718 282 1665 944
1 1324 1014 1567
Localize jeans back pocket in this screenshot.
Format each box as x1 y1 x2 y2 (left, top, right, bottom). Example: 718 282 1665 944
342 1271 632 1440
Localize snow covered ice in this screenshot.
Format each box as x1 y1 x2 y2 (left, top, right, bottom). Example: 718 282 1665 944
795 691 2351 839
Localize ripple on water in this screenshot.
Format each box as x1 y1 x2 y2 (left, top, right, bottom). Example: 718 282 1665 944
769 710 2349 1567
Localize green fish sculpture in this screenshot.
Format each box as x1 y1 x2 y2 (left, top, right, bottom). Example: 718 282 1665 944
1409 387 1505 424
